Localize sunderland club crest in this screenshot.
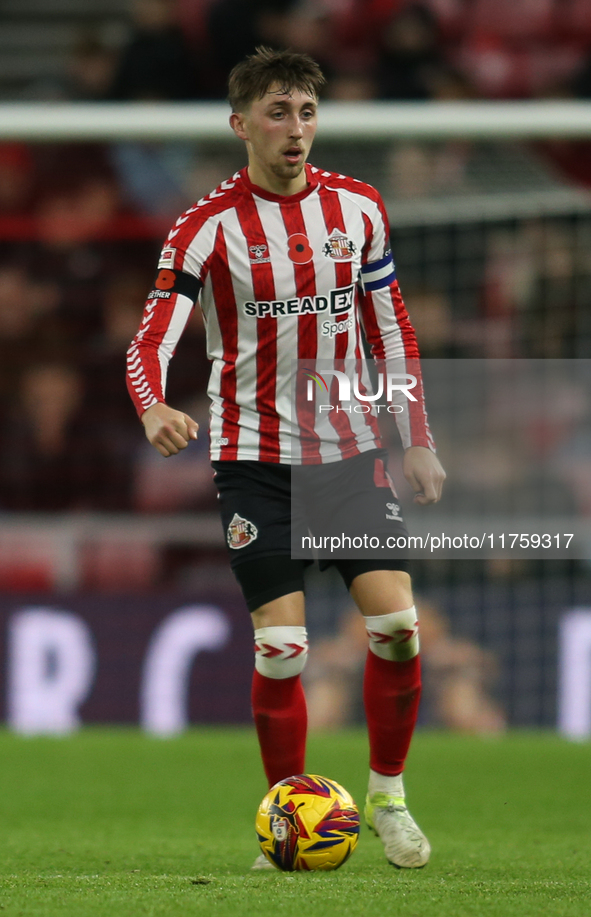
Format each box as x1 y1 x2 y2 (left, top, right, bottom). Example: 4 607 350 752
323 228 357 261
227 513 258 549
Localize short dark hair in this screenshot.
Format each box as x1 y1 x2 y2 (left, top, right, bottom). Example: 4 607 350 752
228 46 325 112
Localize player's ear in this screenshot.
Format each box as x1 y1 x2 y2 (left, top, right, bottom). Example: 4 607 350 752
230 112 248 142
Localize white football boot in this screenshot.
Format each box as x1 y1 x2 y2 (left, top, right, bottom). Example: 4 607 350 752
251 853 275 871
365 775 430 868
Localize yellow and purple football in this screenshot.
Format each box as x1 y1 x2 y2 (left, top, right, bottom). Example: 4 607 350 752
255 774 360 871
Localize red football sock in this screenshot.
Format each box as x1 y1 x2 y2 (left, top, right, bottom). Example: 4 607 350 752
252 670 307 788
363 651 421 776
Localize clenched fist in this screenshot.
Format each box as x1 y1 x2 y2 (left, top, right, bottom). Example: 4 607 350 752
403 445 446 505
141 403 199 458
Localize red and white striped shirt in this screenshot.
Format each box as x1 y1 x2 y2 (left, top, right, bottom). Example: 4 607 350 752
127 164 434 464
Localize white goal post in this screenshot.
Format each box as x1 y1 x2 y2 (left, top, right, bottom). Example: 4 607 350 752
1 101 591 142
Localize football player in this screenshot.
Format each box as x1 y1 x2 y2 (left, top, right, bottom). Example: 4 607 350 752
128 46 445 870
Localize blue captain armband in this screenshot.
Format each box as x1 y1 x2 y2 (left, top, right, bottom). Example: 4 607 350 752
360 252 397 291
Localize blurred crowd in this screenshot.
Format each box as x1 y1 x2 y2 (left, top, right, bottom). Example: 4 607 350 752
0 139 214 513
37 0 591 105
55 0 591 192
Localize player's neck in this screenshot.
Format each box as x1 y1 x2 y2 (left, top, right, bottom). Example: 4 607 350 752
246 163 309 197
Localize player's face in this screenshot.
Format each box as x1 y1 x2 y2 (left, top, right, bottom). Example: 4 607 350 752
231 85 318 195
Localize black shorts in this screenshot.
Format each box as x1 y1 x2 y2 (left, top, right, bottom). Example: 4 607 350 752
212 449 409 612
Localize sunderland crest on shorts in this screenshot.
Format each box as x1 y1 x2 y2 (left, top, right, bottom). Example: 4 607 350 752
227 513 258 549
323 228 357 261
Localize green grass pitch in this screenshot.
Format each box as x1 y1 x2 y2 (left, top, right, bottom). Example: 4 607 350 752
0 728 589 917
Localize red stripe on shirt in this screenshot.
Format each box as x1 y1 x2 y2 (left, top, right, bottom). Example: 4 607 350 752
235 191 280 461
361 211 374 265
358 207 381 443
280 198 321 464
317 185 360 459
362 283 431 449
390 280 430 446
209 222 240 458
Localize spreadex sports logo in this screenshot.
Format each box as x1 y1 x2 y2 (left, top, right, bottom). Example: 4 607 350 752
321 316 354 338
243 284 354 318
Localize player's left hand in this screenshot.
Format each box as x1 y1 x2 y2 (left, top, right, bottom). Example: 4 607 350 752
403 446 446 505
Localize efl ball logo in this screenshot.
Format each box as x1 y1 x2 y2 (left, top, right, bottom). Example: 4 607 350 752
255 774 360 871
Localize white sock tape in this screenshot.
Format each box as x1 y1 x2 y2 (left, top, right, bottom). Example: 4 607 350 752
364 606 419 661
254 625 309 679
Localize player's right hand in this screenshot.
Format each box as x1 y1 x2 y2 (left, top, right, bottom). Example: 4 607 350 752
141 402 199 457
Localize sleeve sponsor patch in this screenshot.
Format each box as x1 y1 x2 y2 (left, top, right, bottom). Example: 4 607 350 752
157 247 176 268
360 252 396 291
150 268 202 303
